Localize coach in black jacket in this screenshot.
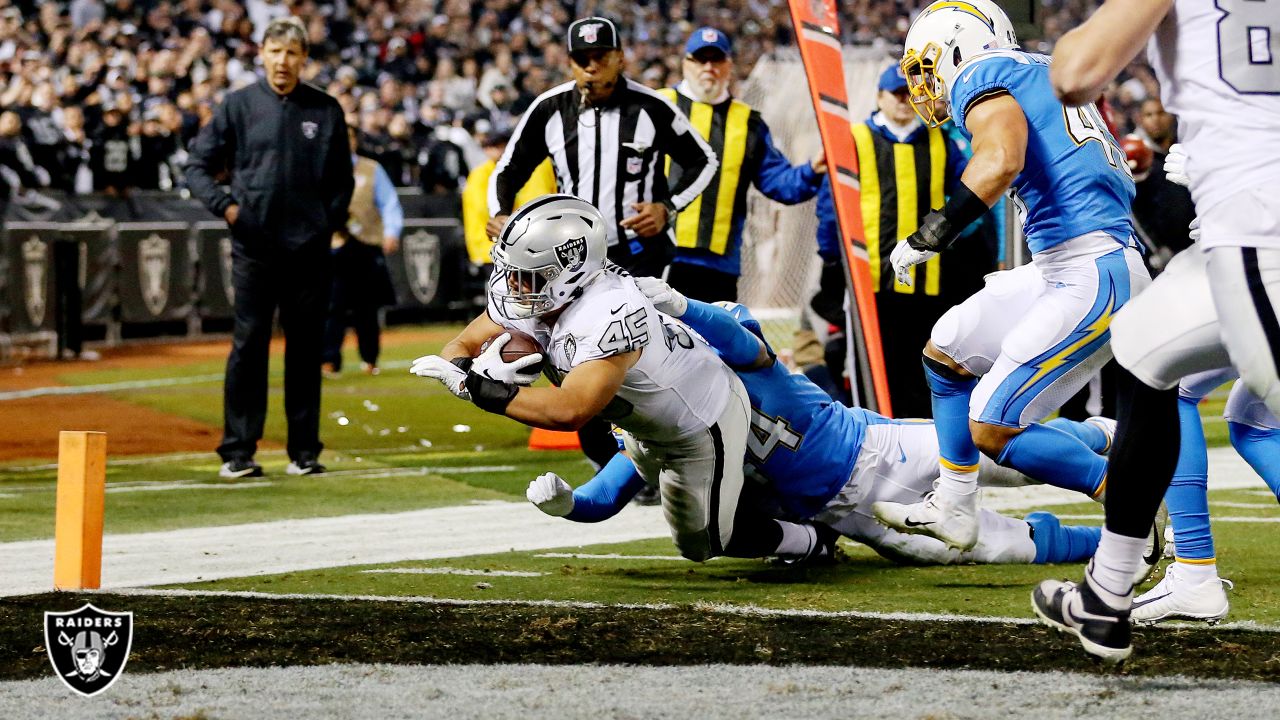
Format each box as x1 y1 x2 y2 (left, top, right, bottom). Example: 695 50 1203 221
186 17 353 479
487 16 718 278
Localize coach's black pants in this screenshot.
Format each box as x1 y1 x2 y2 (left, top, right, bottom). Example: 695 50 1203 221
666 261 739 304
218 241 332 464
322 242 395 371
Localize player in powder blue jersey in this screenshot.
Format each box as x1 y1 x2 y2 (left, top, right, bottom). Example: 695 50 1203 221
525 280 1163 573
871 0 1151 553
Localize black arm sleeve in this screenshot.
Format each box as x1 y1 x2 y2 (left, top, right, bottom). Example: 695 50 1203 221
489 97 552 216
184 98 235 219
656 101 717 211
323 105 355 233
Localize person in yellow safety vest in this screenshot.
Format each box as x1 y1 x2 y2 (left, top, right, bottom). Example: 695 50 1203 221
812 64 995 418
661 27 827 303
462 130 557 268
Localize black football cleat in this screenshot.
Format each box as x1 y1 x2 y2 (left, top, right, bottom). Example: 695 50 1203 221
1032 577 1132 664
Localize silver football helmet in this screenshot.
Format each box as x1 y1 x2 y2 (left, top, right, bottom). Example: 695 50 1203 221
491 194 608 319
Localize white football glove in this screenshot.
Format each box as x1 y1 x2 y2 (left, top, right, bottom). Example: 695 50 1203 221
1164 143 1190 187
1189 216 1201 242
635 276 688 317
409 355 471 400
889 240 937 287
526 472 575 517
471 333 544 386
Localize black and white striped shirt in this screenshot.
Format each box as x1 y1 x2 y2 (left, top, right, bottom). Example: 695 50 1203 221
489 78 719 248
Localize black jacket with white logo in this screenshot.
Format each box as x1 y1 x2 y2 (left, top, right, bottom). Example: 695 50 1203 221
186 79 353 251
488 78 718 248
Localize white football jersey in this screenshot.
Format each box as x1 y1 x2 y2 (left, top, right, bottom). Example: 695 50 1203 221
1148 0 1280 242
487 267 735 444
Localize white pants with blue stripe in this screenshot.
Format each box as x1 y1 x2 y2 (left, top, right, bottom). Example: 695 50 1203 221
813 421 1037 565
930 231 1150 427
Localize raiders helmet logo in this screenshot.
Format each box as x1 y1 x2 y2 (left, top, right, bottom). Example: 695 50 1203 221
578 22 603 44
138 233 171 316
555 236 587 271
301 121 318 139
21 235 47 327
403 229 441 304
44 604 133 697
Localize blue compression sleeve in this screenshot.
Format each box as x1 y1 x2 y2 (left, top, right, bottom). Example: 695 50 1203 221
1229 422 1280 500
680 300 764 368
997 423 1106 497
924 360 980 470
1168 395 1214 561
1026 511 1102 564
1044 417 1110 454
565 452 649 523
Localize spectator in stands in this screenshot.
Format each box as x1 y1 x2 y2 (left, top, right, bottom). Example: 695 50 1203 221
322 123 403 379
89 102 134 195
661 27 826 304
185 16 352 480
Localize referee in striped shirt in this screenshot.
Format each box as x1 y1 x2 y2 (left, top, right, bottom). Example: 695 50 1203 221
486 16 719 278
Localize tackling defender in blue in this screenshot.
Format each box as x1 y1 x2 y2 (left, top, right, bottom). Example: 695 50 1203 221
526 281 1158 572
872 1 1151 567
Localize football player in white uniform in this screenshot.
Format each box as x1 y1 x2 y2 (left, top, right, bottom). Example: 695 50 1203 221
412 194 829 563
1032 0 1280 662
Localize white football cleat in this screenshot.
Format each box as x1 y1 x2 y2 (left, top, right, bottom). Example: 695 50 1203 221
873 490 979 551
1131 562 1233 625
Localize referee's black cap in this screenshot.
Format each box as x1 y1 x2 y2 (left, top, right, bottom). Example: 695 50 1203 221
567 17 621 53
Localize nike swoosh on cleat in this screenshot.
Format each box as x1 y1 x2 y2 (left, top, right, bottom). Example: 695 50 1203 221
1130 592 1172 609
903 518 935 528
898 444 907 463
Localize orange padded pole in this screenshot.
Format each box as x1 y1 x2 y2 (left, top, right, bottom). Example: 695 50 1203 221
53 431 107 591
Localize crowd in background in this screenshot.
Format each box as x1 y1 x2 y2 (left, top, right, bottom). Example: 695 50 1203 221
0 0 1161 197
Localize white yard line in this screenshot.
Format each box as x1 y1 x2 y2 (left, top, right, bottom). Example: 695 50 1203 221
0 502 671 597
362 567 548 577
1057 515 1280 523
534 553 698 561
0 448 1267 598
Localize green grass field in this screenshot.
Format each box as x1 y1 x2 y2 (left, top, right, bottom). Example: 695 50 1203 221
2 324 1274 629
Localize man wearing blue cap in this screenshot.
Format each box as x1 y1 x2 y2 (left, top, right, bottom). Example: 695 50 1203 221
659 27 827 303
810 63 993 418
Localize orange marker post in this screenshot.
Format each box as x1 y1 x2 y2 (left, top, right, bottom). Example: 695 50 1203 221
53 431 107 591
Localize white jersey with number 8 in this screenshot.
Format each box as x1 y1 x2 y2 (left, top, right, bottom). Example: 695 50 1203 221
488 266 734 444
1148 0 1280 242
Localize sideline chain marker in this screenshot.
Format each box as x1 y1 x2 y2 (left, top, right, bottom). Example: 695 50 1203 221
53 431 107 590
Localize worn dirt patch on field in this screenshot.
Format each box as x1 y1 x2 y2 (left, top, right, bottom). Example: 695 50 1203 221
3 593 1278 682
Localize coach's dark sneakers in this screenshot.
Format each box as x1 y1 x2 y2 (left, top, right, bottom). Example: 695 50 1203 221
219 458 264 479
1032 577 1132 664
286 457 327 476
632 483 661 506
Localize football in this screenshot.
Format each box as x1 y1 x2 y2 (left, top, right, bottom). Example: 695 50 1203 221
481 330 545 373
1121 134 1153 178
